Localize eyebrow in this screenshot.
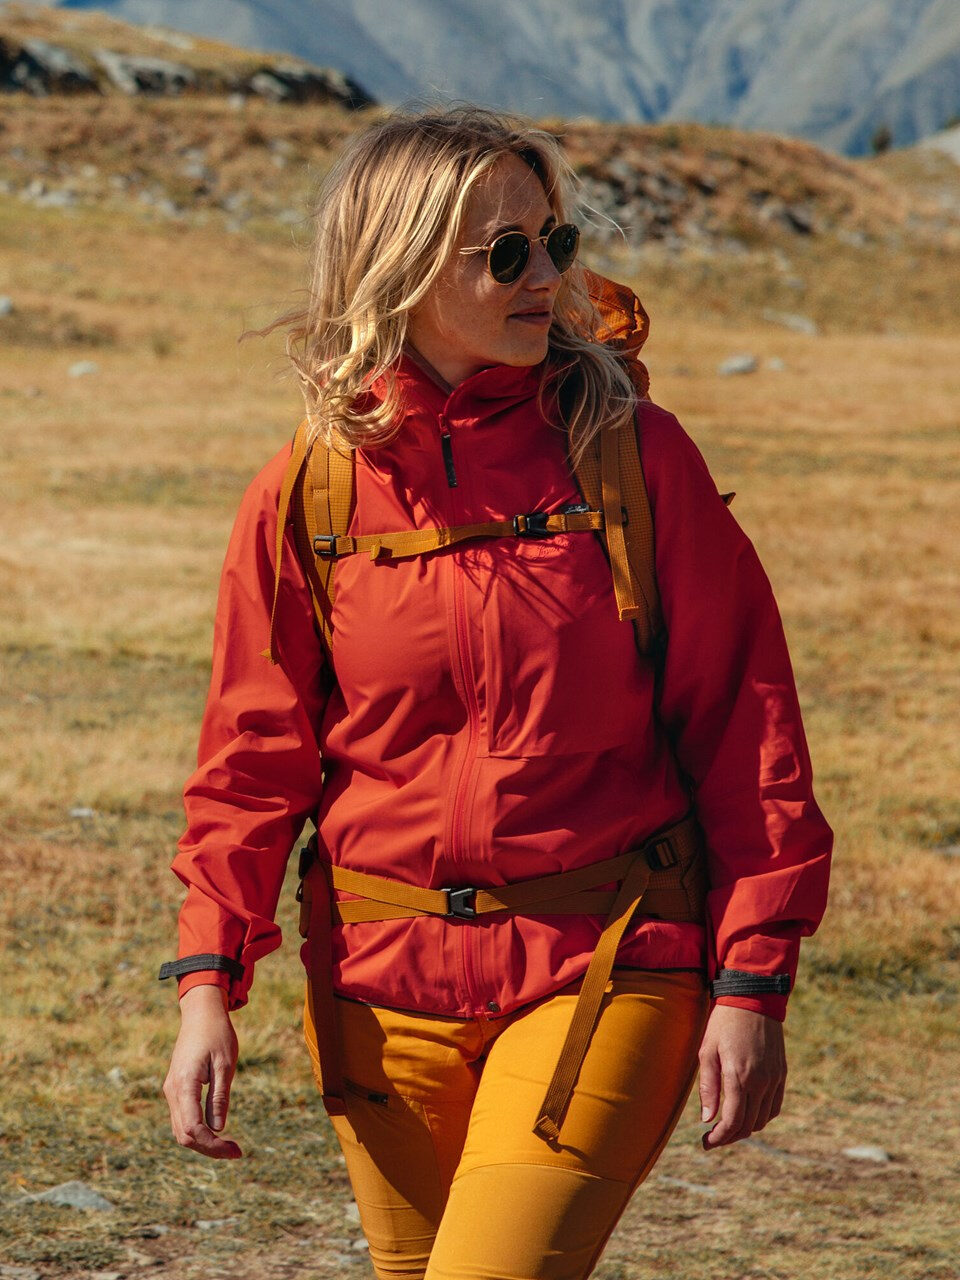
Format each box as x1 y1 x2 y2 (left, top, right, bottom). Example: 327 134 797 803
481 212 557 239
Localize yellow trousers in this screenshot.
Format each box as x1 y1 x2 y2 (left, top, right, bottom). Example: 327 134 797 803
305 966 709 1280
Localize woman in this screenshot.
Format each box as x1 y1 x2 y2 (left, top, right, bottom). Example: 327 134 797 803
161 105 832 1279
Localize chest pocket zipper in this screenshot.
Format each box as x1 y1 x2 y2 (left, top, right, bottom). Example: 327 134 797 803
343 1076 390 1106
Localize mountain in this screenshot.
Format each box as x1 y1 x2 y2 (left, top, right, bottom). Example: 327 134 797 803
8 0 960 156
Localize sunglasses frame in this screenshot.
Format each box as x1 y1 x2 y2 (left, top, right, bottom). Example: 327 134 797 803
458 222 580 284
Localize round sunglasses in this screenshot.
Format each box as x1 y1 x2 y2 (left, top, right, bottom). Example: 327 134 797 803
458 222 580 284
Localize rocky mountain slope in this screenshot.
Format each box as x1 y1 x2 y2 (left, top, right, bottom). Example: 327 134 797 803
8 0 960 156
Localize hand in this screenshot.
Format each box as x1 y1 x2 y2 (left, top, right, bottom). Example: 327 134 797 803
162 984 242 1159
697 1003 786 1150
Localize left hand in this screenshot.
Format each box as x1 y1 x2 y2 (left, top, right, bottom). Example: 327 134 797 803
697 1003 786 1149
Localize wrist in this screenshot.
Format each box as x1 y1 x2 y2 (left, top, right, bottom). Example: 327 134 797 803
179 983 230 1016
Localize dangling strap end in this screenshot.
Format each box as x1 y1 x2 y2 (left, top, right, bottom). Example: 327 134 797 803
616 603 645 623
533 1112 561 1142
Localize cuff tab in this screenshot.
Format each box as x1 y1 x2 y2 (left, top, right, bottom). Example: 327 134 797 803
710 968 791 997
158 953 245 983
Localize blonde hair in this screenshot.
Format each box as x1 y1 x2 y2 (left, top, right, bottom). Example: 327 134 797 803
244 103 636 469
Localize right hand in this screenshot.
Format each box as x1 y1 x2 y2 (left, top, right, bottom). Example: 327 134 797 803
162 984 243 1159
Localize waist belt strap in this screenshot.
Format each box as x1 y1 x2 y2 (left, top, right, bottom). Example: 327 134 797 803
299 812 706 1141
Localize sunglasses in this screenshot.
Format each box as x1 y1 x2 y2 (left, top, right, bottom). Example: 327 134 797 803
458 222 580 284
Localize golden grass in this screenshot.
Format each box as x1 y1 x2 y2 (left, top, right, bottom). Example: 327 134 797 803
1 158 959 1278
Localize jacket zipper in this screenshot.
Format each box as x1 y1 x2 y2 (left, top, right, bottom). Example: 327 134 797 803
439 413 458 487
441 410 481 1007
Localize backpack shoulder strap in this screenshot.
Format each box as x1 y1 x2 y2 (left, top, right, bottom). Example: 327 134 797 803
291 423 356 667
264 418 356 667
571 389 663 660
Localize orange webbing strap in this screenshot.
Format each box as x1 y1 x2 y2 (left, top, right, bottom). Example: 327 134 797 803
263 423 312 665
600 420 644 624
300 853 347 1115
307 510 605 562
531 813 703 1143
532 850 652 1141
618 404 661 648
299 812 704 1136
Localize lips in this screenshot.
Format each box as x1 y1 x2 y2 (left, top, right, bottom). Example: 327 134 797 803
509 307 553 323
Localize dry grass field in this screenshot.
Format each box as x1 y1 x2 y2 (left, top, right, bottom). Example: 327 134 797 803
2 72 960 1280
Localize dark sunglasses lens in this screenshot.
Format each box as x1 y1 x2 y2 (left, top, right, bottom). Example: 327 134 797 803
488 232 530 283
546 224 579 274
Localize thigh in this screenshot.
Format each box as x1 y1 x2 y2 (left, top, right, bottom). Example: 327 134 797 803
312 991 480 1280
425 968 708 1280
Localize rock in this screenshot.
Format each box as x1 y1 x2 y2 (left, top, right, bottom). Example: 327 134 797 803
0 296 13 317
240 61 374 109
717 353 758 376
934 843 960 858
1 38 99 96
68 361 99 378
765 356 787 371
25 1180 114 1211
106 1066 127 1087
93 49 196 96
842 1144 891 1162
343 1200 361 1224
69 805 97 817
0 1265 43 1279
761 308 819 336
782 203 815 234
194 1217 236 1230
351 1238 370 1251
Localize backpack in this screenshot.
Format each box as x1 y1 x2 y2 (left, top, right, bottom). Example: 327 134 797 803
263 269 730 670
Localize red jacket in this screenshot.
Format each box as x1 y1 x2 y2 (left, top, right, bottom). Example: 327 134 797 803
168 352 832 1023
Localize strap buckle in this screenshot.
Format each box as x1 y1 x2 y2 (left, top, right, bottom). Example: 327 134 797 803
443 886 477 919
513 511 551 538
644 837 679 870
313 534 340 559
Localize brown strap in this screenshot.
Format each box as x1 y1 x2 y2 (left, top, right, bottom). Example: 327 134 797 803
600 420 643 623
300 813 704 1136
618 404 661 649
532 849 652 1140
263 424 312 665
302 854 347 1114
310 510 604 563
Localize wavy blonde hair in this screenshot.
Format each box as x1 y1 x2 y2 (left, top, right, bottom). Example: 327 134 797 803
244 103 636 469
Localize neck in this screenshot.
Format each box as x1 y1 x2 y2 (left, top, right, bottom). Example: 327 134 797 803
402 341 457 394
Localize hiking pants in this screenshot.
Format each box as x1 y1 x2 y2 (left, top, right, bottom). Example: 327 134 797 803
304 966 709 1280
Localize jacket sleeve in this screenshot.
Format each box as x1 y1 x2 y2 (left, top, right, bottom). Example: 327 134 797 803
641 405 832 1022
160 444 331 1011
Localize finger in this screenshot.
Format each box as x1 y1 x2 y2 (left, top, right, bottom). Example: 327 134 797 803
767 1073 786 1122
205 1057 232 1133
698 1049 721 1123
181 1118 242 1160
703 1071 746 1149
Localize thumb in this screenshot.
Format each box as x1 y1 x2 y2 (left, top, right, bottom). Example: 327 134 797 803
205 1057 232 1132
698 1046 721 1122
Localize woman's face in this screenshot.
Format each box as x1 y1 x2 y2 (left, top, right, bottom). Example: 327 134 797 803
406 151 564 388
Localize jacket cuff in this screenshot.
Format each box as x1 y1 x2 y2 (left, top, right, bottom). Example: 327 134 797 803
709 967 790 997
158 952 245 983
176 970 232 1001
713 992 788 1022
708 968 791 1022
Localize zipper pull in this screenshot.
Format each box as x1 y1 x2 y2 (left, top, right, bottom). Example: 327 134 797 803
438 414 458 487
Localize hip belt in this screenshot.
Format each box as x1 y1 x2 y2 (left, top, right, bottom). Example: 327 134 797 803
297 811 708 1144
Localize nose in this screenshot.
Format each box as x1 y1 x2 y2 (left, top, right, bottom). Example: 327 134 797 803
524 237 562 291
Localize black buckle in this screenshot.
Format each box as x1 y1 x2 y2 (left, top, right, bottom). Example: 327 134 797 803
644 837 678 870
443 886 477 919
513 511 552 538
313 534 339 558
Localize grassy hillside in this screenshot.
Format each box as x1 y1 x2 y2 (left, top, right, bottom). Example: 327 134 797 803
1 8 960 1279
